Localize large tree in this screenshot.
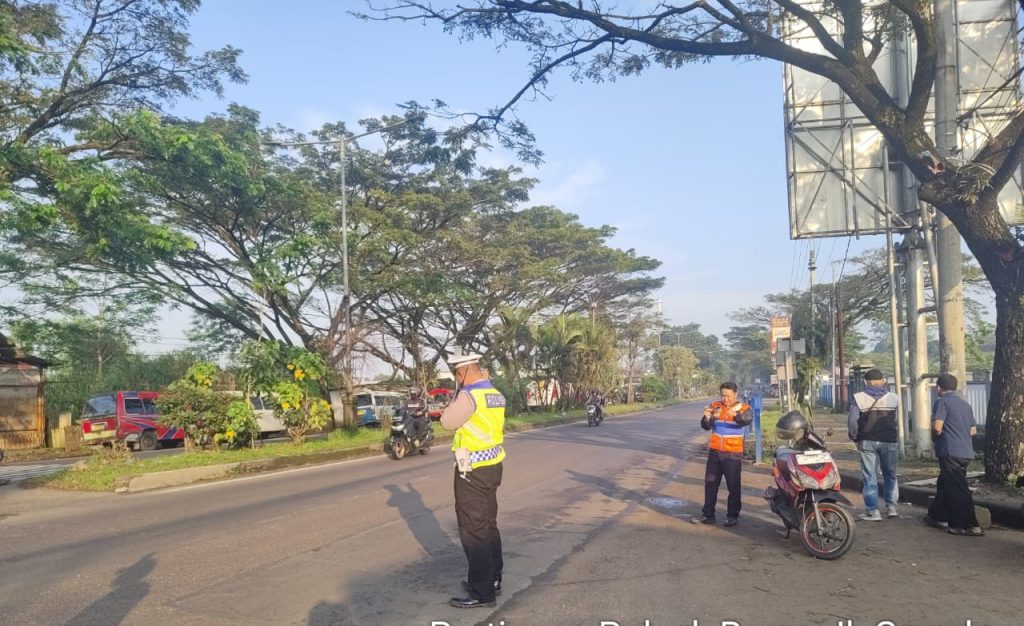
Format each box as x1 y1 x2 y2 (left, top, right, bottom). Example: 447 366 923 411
369 1 1024 482
1 0 244 256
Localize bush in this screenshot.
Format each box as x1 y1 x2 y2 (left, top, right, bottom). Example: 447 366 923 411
157 363 259 452
237 340 332 443
641 376 671 402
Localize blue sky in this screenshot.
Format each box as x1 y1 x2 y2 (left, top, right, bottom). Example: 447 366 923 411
160 1 887 348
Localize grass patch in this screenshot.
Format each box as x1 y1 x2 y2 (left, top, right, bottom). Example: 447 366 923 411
39 400 681 492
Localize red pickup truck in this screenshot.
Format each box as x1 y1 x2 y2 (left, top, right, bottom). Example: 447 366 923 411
80 391 184 451
426 388 452 421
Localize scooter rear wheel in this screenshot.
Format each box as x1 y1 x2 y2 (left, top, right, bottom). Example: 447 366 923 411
799 501 855 560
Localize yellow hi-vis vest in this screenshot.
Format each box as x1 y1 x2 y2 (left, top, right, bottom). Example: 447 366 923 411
452 380 506 468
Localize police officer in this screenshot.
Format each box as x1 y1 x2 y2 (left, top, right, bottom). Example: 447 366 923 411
695 382 752 527
441 353 506 609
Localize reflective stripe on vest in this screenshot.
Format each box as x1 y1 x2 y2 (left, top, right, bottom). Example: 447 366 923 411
452 381 506 468
709 401 749 454
853 391 899 412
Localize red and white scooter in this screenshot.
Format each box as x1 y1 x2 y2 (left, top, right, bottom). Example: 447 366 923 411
764 411 856 560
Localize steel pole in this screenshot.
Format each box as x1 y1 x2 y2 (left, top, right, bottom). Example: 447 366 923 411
933 0 967 391
886 219 907 456
906 235 933 455
340 139 355 428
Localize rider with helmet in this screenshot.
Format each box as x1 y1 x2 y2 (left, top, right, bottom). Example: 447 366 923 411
404 386 429 443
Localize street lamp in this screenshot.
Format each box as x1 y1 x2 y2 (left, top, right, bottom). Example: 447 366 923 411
265 118 415 426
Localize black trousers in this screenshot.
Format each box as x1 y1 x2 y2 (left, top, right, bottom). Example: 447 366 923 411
703 449 743 519
454 463 503 600
928 456 979 529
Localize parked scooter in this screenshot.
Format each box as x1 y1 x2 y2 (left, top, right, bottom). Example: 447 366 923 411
764 411 855 560
384 406 434 460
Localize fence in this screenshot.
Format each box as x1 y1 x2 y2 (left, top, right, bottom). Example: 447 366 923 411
818 382 989 427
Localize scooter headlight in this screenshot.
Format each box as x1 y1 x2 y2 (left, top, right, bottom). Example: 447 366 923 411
795 471 822 489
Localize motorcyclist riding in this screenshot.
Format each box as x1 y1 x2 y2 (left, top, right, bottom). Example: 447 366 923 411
404 386 429 443
587 390 605 422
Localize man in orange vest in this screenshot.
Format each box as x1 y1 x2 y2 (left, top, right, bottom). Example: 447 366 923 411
695 382 752 526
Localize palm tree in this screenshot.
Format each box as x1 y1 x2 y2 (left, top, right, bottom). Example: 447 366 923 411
535 314 586 410
489 306 539 413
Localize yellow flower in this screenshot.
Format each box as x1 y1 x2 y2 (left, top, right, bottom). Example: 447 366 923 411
226 430 235 438
287 364 295 370
282 402 291 410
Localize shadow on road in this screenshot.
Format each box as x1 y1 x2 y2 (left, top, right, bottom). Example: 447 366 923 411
65 552 156 626
383 482 457 559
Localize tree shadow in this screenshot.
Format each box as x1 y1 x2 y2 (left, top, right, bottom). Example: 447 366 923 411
66 553 156 626
383 482 457 560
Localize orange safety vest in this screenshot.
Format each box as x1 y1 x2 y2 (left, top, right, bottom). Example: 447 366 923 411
707 400 750 454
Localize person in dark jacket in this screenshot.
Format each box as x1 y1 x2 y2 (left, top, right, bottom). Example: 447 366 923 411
695 382 752 527
848 369 901 521
924 374 984 537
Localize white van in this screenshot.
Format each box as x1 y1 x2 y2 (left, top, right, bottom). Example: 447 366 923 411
225 392 287 436
327 389 404 427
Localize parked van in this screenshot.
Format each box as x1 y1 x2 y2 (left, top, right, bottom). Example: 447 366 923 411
224 392 287 437
80 391 182 451
353 389 403 427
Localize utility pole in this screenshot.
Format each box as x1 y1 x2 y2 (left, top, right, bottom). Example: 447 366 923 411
808 249 816 356
905 230 933 454
933 0 967 391
885 216 907 455
829 287 836 410
836 283 847 409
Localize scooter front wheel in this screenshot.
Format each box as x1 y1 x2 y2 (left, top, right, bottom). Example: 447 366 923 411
390 438 408 460
799 501 855 560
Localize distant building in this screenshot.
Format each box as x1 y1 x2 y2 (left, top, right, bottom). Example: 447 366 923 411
0 333 50 450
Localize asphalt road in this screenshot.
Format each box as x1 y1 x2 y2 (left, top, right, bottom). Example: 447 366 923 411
1 402 1022 626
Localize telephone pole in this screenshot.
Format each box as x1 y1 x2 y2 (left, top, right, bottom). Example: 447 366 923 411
933 0 967 390
836 283 847 409
808 249 816 357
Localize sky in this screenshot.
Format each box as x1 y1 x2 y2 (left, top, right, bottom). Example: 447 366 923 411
152 1 900 353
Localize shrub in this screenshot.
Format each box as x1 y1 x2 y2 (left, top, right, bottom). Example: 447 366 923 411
157 363 259 451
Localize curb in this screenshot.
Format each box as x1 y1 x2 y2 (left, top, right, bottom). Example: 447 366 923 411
114 401 687 494
838 468 1024 529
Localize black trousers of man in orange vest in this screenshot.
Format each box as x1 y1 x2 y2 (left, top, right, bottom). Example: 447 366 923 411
702 449 743 520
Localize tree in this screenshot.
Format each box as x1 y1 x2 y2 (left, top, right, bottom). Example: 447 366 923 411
655 345 699 399
660 323 725 373
488 306 539 413
722 324 773 386
1 0 245 277
616 307 658 404
369 1 1024 482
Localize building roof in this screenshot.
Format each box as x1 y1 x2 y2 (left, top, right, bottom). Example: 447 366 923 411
0 332 51 368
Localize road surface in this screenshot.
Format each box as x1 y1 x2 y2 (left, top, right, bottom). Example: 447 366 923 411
1 402 1021 625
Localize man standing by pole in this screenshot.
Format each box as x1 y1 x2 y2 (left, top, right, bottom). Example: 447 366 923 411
924 374 984 537
695 382 752 527
441 353 506 608
848 369 901 521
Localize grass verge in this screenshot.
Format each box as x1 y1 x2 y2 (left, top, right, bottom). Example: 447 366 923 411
37 400 684 492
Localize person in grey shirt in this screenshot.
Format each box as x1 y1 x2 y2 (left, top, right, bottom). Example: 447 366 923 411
924 374 983 537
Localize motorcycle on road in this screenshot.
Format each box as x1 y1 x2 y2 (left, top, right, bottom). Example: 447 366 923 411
384 407 434 460
764 411 856 560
